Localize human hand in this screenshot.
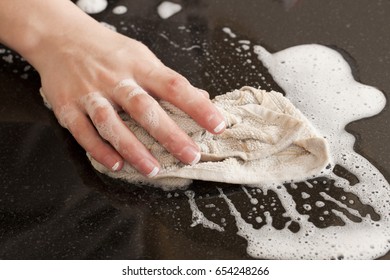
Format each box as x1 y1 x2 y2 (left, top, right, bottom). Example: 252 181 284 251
35 23 225 177
0 0 225 177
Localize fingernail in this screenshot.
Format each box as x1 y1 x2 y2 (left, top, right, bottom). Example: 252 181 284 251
208 114 226 134
139 158 160 178
104 154 123 172
190 151 201 165
147 166 160 178
181 146 201 165
111 161 121 172
213 121 226 133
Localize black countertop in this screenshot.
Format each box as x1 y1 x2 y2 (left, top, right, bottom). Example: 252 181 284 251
0 0 389 259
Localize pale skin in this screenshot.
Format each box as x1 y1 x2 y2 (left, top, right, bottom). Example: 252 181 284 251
0 0 226 177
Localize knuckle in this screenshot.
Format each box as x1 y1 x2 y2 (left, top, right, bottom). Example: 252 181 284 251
127 153 143 165
83 142 99 157
166 74 189 97
129 93 157 111
119 145 146 165
55 105 79 129
91 105 111 124
69 119 108 157
67 118 87 141
162 130 184 151
85 140 105 159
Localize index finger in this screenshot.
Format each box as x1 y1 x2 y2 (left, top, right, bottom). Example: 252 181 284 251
136 65 226 134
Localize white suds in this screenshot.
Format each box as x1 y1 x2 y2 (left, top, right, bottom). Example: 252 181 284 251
222 27 237 38
76 0 108 14
185 191 224 232
112 5 128 15
181 36 389 259
225 43 389 259
157 1 182 19
142 108 160 129
2 54 13 64
99 22 117 32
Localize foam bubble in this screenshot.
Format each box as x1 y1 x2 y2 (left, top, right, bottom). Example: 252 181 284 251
56 105 79 129
222 27 237 38
142 107 160 129
100 22 117 32
112 5 128 15
76 0 107 14
2 54 13 64
157 1 182 19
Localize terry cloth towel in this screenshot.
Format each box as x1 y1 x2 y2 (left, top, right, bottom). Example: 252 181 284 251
90 86 331 190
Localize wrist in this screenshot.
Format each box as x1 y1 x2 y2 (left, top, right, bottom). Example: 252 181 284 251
0 0 105 72
20 1 98 71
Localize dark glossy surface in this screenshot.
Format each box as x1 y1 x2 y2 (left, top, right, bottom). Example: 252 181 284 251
0 0 389 259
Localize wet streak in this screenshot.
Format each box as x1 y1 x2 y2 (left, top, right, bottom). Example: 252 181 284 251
284 177 380 228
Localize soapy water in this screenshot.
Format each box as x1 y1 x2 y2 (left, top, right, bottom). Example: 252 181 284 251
242 42 389 259
151 26 390 259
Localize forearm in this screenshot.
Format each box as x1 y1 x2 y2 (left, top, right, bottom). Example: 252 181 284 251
0 0 105 70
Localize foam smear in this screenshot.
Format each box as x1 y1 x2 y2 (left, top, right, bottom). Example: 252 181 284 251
185 40 389 259
157 1 182 19
185 191 224 232
245 44 389 259
253 44 388 204
112 5 128 15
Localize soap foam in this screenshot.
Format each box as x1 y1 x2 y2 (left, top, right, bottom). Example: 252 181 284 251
76 0 107 14
234 44 389 259
157 1 182 19
99 22 117 32
185 190 225 232
182 30 389 259
112 5 128 15
222 27 237 39
141 107 160 129
2 54 13 64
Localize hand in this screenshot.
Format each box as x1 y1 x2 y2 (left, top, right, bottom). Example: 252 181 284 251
37 23 225 177
0 0 225 177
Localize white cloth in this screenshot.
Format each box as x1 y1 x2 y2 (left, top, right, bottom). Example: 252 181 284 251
90 86 331 190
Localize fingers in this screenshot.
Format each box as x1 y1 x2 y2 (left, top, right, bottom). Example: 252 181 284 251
137 66 226 134
55 105 124 172
112 80 201 165
80 92 161 177
55 92 161 177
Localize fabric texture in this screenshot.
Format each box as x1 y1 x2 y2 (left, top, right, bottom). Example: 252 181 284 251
89 86 331 190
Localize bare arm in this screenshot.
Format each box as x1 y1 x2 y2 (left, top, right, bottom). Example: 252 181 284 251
0 0 225 177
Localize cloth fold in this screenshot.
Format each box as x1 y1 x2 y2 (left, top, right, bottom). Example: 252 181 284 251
89 86 331 190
